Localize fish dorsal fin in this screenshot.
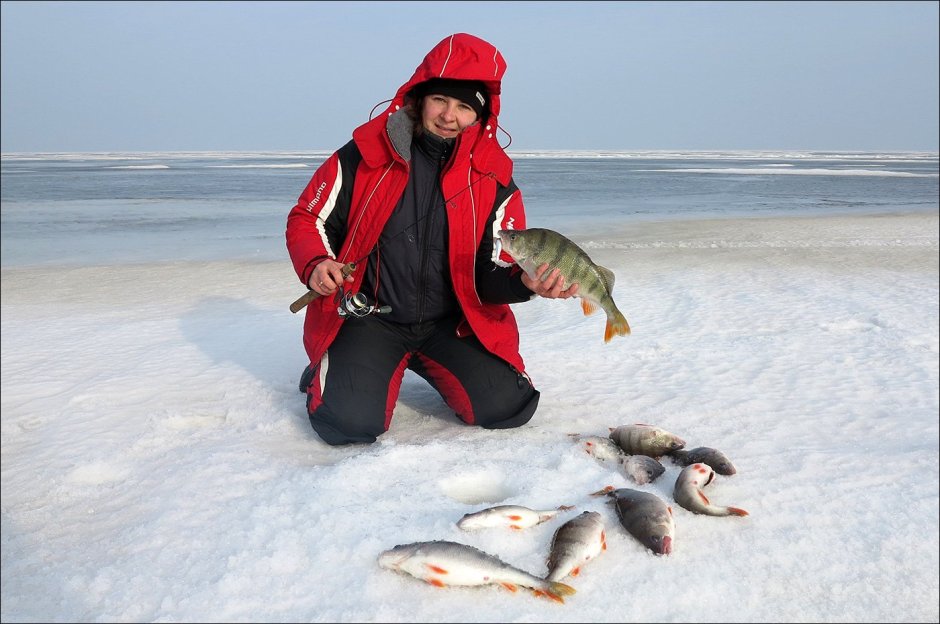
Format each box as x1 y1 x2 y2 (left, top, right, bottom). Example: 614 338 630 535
596 265 616 292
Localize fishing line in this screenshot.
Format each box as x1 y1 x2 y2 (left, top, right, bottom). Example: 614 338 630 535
307 162 495 266
343 170 497 267
300 170 496 312
296 97 502 312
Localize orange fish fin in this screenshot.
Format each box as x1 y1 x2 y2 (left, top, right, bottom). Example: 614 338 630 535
500 582 519 593
571 567 581 577
581 298 599 316
697 490 711 505
604 312 631 342
426 565 448 574
728 507 749 516
507 515 523 521
428 579 446 588
548 582 577 601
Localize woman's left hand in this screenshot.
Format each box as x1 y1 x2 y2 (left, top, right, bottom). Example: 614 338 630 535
521 263 579 299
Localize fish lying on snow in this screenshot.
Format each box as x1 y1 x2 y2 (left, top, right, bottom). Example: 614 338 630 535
621 455 666 484
572 434 625 463
673 463 749 517
545 511 607 582
497 228 630 342
609 423 686 457
668 446 737 475
378 540 576 603
571 433 664 484
457 504 575 531
593 486 675 555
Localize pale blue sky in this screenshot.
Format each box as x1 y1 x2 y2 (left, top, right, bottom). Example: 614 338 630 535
2 1 937 152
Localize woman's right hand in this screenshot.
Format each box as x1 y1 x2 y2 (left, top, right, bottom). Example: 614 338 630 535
309 259 355 296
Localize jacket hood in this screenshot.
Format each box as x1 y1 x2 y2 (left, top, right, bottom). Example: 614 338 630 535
395 33 506 119
354 33 512 183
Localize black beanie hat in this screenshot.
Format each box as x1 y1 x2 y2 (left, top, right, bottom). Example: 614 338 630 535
416 78 488 118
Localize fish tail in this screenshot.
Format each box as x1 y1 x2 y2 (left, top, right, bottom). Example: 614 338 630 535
604 310 631 342
549 581 577 598
534 581 576 604
532 589 557 603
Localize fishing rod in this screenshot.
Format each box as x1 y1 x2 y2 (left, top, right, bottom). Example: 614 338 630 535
289 262 357 313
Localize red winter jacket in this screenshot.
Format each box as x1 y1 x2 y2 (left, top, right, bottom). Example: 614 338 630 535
286 33 532 376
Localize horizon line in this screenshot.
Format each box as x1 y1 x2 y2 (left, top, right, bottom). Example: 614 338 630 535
3 148 938 159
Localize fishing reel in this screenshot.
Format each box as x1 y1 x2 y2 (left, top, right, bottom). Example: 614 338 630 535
337 290 392 318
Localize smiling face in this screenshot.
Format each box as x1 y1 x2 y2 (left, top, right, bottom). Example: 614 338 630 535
420 94 479 139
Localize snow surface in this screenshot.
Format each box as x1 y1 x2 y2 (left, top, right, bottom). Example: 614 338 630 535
2 211 938 622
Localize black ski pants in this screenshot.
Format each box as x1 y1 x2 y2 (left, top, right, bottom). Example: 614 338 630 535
300 315 540 445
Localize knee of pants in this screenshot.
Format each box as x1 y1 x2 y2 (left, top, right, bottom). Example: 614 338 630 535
306 361 396 446
308 404 384 446
477 388 540 430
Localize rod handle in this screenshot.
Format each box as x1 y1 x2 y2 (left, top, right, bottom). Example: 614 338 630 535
289 262 356 314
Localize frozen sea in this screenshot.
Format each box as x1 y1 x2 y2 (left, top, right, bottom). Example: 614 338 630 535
1 149 937 267
1 150 938 623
